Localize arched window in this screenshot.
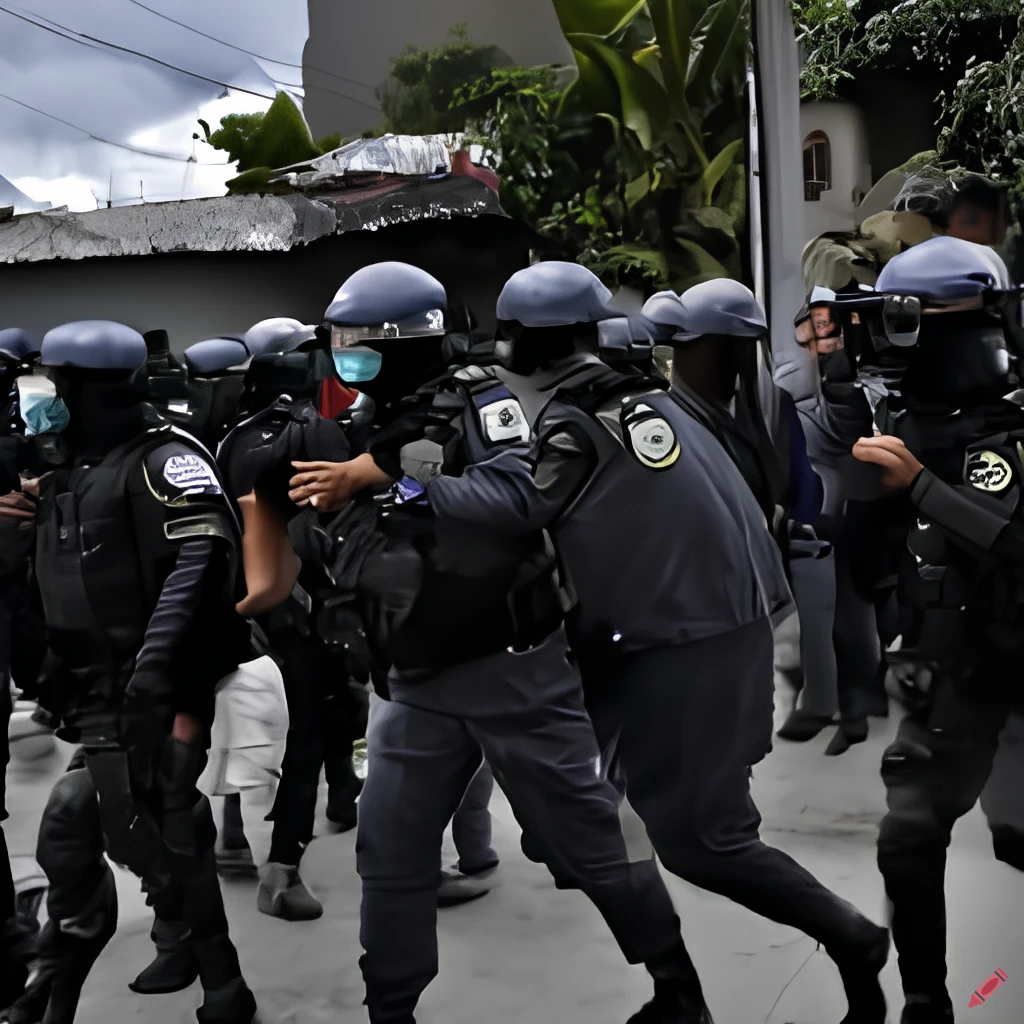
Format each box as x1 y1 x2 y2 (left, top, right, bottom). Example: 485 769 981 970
803 130 832 202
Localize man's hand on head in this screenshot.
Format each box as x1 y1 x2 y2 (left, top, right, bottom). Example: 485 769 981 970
289 453 394 511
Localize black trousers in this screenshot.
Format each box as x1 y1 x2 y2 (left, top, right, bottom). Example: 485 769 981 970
580 619 877 950
267 629 366 866
877 678 1017 999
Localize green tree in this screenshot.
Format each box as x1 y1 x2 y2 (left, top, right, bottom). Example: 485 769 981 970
789 0 1023 207
377 24 513 136
198 92 348 193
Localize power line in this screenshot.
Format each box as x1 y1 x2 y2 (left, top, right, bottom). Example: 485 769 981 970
1 3 380 113
125 0 377 94
0 4 279 104
0 91 226 165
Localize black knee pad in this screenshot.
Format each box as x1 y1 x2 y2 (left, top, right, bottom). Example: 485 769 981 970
191 795 218 851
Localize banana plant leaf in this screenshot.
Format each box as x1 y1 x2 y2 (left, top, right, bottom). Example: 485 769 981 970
700 137 743 205
551 0 648 38
565 34 670 149
645 0 703 116
686 0 748 104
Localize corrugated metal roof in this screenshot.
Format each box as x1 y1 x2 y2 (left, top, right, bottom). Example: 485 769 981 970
0 175 504 265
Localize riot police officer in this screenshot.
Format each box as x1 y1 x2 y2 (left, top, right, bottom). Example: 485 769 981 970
851 235 1023 1024
641 282 840 749
420 262 890 1023
3 320 256 1024
287 261 696 1024
148 336 249 451
216 315 366 922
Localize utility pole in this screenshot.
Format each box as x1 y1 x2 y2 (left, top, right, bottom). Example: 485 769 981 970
106 172 112 209
140 180 144 204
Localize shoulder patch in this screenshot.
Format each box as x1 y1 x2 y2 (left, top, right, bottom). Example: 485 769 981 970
147 443 223 501
966 449 1013 493
480 396 531 444
623 403 680 470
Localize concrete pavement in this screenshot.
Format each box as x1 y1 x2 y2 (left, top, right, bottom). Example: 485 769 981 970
4 663 1023 1024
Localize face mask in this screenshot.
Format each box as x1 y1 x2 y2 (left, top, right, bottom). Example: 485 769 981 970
333 347 382 383
16 377 70 436
819 349 856 385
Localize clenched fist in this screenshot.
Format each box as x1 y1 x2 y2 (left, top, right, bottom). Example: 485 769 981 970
852 435 924 495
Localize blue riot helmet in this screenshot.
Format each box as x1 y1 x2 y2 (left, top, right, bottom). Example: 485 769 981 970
0 328 38 364
868 235 1020 408
242 318 319 357
643 280 769 396
495 262 618 376
41 319 148 372
150 337 251 446
33 321 147 466
325 262 448 416
594 315 660 372
239 316 335 416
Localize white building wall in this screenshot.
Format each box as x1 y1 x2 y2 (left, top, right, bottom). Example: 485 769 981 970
800 102 872 241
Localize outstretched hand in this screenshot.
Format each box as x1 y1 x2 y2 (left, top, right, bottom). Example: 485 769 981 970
852 435 924 495
289 454 393 511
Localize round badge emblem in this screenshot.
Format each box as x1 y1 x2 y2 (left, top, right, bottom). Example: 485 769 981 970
627 417 680 469
966 450 1013 493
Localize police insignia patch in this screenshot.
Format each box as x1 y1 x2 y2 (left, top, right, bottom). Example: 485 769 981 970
966 450 1012 493
163 453 222 494
627 416 680 469
481 399 530 443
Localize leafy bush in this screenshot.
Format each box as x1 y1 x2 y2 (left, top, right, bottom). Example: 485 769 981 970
199 93 351 193
377 24 513 136
451 1 753 294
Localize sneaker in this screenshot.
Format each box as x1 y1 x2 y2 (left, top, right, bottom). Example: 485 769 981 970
437 865 497 909
256 863 323 921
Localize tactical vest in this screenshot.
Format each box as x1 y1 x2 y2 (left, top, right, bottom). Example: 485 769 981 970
362 368 565 674
897 420 1024 697
35 427 235 662
536 368 792 655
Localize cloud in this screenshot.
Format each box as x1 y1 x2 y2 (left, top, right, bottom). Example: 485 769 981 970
0 0 309 211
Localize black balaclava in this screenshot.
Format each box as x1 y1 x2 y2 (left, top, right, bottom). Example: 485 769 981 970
58 370 151 461
358 336 447 429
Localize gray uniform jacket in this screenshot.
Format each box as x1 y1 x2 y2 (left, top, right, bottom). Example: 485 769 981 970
429 360 792 655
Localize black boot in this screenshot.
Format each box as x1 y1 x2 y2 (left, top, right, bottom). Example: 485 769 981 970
825 719 869 757
776 709 835 742
192 935 257 1024
899 994 954 1024
627 940 712 1023
361 958 420 1024
129 916 199 995
826 925 890 1024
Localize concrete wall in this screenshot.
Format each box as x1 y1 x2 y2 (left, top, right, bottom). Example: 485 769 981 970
800 101 872 241
0 219 529 354
302 0 573 139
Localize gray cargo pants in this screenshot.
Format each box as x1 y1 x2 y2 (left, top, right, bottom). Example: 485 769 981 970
356 630 682 1023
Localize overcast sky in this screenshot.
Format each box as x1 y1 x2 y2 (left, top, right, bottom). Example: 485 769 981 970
0 0 309 211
